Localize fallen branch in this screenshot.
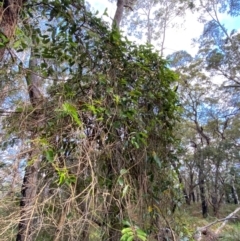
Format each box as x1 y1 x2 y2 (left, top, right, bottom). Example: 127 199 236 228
193 206 240 240
216 206 240 234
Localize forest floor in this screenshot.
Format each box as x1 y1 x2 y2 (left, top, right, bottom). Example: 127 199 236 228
180 203 240 240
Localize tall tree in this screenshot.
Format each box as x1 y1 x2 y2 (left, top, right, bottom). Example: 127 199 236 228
195 0 240 88
168 48 240 217
113 0 125 28
16 51 44 240
120 0 189 55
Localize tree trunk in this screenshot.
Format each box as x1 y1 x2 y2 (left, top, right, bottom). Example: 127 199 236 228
198 149 208 218
188 170 195 204
194 120 210 218
196 186 200 203
0 0 25 60
16 157 40 241
112 0 125 28
16 52 44 241
199 168 208 218
191 190 196 203
211 163 220 216
231 181 239 204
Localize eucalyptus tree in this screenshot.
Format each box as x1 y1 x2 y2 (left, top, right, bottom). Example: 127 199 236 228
193 0 240 89
112 0 125 28
202 92 240 215
193 0 240 211
176 120 200 205
168 49 240 217
110 0 189 56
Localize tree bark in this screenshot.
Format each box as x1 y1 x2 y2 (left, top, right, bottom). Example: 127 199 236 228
16 52 43 241
193 120 210 217
199 167 208 218
231 181 239 204
188 169 196 204
191 190 196 203
0 0 25 60
16 157 40 241
197 149 208 218
112 0 125 29
211 162 220 216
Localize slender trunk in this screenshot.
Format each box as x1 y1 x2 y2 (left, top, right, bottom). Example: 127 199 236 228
199 181 208 218
194 119 210 218
196 186 200 203
146 7 152 44
17 52 44 241
16 157 40 241
199 167 208 218
231 181 239 205
198 148 208 218
184 190 191 205
180 179 190 205
188 170 195 204
160 13 167 56
212 164 220 216
112 0 125 29
225 189 230 203
191 190 196 203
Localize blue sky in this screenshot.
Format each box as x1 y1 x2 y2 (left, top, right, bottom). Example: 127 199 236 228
221 14 240 32
88 0 115 16
89 1 240 56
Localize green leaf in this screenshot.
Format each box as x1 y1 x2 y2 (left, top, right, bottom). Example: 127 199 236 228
0 33 9 43
16 107 23 112
66 175 76 185
118 177 124 186
113 94 120 105
120 233 129 241
122 220 131 227
84 104 97 115
122 185 129 198
120 169 128 175
62 102 82 126
126 236 133 241
136 229 147 237
45 149 54 162
13 40 22 49
152 151 161 168
103 8 108 16
137 235 147 241
58 172 66 185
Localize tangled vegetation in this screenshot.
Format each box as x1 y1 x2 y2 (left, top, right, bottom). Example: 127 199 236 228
0 1 184 240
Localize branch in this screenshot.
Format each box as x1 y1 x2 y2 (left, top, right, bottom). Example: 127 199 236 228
194 120 210 145
124 5 133 11
193 206 240 240
216 206 240 234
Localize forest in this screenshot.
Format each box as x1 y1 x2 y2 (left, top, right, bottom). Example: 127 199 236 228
0 0 239 240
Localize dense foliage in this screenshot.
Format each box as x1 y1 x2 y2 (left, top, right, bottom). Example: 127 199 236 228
0 0 182 240
0 0 239 240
